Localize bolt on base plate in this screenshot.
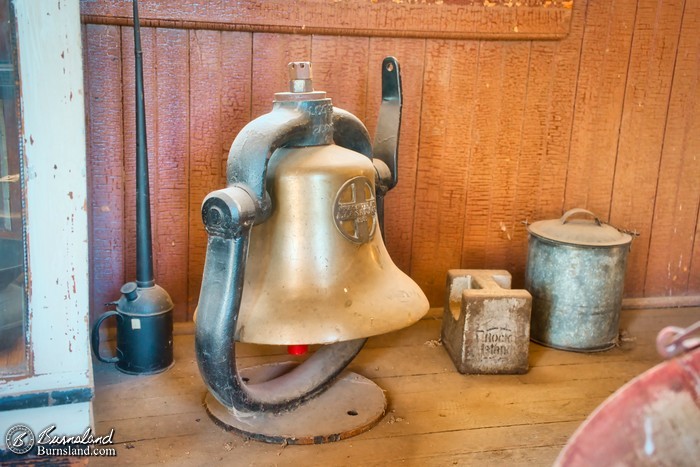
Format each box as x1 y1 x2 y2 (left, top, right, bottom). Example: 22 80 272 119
205 361 386 444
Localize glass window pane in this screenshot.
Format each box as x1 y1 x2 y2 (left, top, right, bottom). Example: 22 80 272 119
0 0 27 377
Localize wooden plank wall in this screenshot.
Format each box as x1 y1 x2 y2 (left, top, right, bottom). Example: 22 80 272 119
82 0 700 322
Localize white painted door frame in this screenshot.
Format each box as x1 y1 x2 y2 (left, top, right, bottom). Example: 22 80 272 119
0 0 93 449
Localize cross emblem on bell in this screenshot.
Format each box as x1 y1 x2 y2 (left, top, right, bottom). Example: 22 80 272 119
333 176 377 244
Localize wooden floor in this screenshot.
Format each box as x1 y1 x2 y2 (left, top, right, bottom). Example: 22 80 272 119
91 306 700 466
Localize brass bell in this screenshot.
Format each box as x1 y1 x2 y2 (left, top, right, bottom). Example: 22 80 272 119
195 58 428 444
237 143 427 345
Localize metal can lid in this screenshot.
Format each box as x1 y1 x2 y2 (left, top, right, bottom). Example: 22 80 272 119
527 208 632 247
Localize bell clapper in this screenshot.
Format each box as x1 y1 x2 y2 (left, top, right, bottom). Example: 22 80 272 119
287 344 309 356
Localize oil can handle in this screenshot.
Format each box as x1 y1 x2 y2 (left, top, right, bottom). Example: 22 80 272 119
561 208 602 226
91 311 121 364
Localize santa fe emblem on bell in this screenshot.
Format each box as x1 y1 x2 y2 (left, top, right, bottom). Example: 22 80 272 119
334 176 377 244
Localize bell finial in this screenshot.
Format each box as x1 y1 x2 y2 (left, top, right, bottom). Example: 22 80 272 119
288 62 314 93
274 61 325 102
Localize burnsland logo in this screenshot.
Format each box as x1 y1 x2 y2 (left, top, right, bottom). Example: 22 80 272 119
5 424 116 457
5 424 34 455
37 424 114 446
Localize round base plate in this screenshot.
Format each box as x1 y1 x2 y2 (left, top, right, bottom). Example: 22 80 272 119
205 362 386 445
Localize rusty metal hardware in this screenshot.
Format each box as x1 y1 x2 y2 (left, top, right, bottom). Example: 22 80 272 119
657 321 700 359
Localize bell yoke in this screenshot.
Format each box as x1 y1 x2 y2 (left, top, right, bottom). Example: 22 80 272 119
195 59 429 417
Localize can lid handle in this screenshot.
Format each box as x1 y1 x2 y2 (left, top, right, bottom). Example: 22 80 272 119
561 208 602 226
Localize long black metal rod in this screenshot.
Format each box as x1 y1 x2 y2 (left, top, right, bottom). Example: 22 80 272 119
133 0 154 287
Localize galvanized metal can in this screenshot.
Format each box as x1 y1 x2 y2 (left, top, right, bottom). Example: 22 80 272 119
525 208 632 352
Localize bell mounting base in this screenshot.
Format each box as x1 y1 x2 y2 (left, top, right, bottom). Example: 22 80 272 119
204 362 386 445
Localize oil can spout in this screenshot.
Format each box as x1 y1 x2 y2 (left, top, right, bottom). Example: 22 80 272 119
133 0 154 288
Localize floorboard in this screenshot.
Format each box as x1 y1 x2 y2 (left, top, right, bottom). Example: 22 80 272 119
91 307 700 466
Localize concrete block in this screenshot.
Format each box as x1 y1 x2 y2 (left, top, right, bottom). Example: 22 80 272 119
441 270 532 375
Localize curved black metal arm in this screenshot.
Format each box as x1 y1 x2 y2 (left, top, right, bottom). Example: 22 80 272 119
226 105 323 222
196 186 366 413
332 107 373 159
197 99 372 413
373 56 402 191
372 56 403 231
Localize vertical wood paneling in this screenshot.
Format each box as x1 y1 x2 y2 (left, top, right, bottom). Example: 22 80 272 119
412 40 479 305
83 0 700 320
365 38 426 274
511 43 557 252
691 208 700 293
153 29 189 321
534 0 587 220
186 31 253 317
219 32 253 178
311 35 370 121
509 0 587 287
251 33 311 118
610 0 686 297
85 24 125 321
564 1 637 218
461 41 530 278
647 3 700 296
120 26 159 287
188 30 224 317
